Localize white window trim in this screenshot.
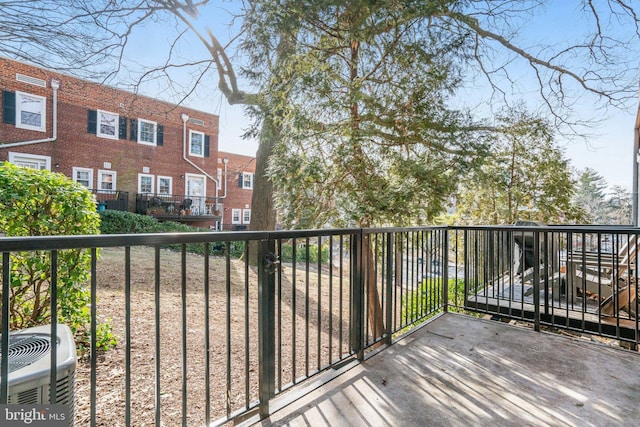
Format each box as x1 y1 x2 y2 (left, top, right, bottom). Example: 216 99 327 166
157 175 173 195
73 167 94 189
189 129 205 158
242 208 251 224
97 169 117 192
231 208 242 224
137 119 157 146
138 173 155 194
97 110 119 140
242 172 254 190
15 91 46 132
8 152 51 170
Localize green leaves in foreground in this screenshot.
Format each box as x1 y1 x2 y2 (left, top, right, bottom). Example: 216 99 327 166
0 162 115 354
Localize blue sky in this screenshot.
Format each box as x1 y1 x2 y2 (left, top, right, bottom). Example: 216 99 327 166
122 1 638 191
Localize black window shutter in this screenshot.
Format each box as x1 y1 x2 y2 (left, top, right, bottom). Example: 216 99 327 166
204 135 210 157
130 119 137 141
3 91 16 124
87 109 97 134
119 116 128 139
156 125 164 146
238 172 243 188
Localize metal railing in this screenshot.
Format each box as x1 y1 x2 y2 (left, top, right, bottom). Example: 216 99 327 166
449 225 640 344
0 227 446 426
135 193 219 218
1 224 637 426
91 189 128 212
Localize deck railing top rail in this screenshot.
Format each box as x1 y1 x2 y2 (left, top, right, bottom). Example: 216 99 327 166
0 224 638 426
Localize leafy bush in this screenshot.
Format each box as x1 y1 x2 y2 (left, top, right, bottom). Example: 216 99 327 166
99 210 245 258
280 242 329 263
99 210 165 234
0 163 114 352
401 277 481 330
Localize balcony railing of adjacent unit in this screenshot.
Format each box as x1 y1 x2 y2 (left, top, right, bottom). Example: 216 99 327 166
450 225 639 341
220 223 250 231
135 193 220 220
91 189 129 212
0 225 638 426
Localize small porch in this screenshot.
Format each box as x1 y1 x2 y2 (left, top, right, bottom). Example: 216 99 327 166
135 192 221 222
246 312 640 427
91 189 129 212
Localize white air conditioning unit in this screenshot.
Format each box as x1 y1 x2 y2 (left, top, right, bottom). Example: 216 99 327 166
1 324 76 424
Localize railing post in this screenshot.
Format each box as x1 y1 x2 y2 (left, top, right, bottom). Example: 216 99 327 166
533 230 541 332
1 252 10 404
443 229 449 312
463 229 469 310
543 231 550 317
258 238 276 418
350 231 365 360
384 232 393 346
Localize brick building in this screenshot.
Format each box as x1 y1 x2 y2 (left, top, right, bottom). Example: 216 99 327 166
217 151 255 230
0 57 223 227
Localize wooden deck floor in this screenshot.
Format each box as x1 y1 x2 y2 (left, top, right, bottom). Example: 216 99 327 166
243 313 640 427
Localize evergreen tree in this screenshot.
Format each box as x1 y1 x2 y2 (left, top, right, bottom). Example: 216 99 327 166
573 168 610 224
454 107 584 225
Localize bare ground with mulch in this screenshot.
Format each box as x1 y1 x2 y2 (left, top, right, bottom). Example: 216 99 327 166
74 246 354 426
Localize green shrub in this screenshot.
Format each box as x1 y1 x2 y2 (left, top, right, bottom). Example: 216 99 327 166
99 210 164 234
280 243 329 263
401 277 481 330
0 163 114 353
99 210 245 258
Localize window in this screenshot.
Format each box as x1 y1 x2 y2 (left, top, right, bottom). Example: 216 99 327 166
158 176 172 195
138 173 154 193
16 91 46 132
189 130 204 157
242 209 251 224
73 167 93 189
97 170 117 191
8 152 50 170
97 110 119 139
138 119 157 145
231 209 241 224
240 172 254 190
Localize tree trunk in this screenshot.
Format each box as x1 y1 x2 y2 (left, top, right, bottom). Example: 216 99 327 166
362 236 385 341
246 116 279 265
249 116 278 232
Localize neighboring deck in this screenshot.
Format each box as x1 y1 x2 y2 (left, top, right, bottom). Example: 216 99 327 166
245 313 640 427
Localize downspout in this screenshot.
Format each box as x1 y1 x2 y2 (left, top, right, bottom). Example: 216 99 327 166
0 79 59 148
633 105 639 226
181 113 221 209
220 157 228 200
633 74 640 227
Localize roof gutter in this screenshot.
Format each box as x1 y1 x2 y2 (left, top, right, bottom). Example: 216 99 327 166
0 79 59 148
